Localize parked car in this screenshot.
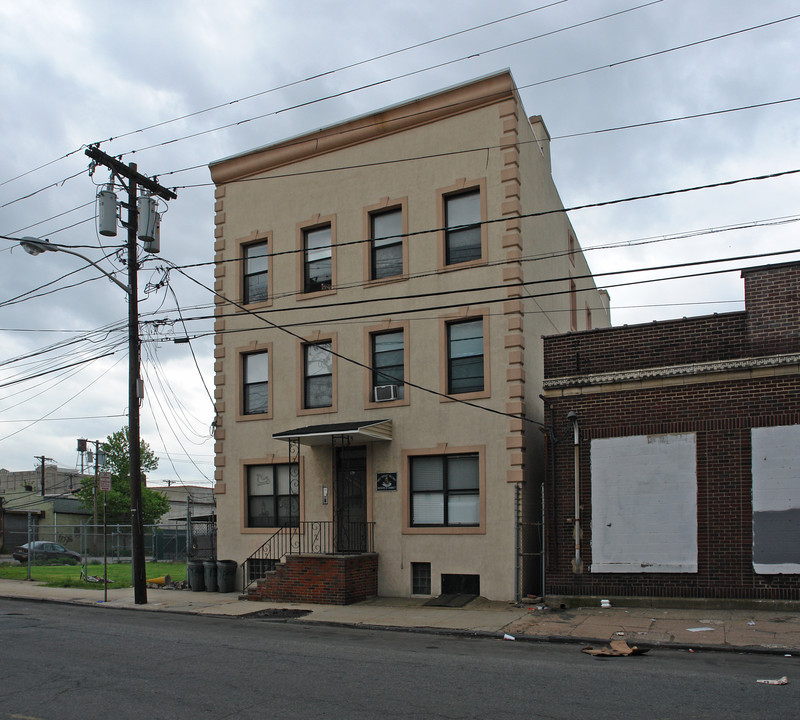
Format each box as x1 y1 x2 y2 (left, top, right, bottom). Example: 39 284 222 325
12 541 81 564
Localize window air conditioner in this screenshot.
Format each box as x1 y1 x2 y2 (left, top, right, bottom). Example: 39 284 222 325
373 384 398 402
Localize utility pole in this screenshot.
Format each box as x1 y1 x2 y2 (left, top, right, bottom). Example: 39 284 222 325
37 455 46 496
84 146 176 605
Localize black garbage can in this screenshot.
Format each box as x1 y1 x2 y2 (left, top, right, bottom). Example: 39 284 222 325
203 560 218 592
187 560 205 592
216 559 238 593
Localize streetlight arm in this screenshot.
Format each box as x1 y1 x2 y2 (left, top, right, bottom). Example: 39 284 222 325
20 237 131 295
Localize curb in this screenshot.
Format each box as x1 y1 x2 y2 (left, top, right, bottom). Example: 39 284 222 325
2 592 799 655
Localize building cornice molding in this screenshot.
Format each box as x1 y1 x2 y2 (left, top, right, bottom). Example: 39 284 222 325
543 353 800 391
210 72 516 184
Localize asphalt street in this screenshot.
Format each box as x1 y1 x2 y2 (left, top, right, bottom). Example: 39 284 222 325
1 598 797 719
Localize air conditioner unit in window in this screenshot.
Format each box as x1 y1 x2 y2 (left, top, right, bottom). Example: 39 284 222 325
373 384 398 402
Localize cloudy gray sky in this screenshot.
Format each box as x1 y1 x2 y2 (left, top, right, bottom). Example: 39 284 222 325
1 0 798 485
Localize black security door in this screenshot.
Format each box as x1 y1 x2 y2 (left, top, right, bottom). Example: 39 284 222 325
334 445 367 552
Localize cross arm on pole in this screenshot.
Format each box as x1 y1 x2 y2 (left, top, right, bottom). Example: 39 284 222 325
85 146 177 201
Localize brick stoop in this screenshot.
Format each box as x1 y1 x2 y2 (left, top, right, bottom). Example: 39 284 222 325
247 553 378 605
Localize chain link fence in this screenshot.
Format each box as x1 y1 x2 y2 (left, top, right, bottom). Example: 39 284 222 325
3 520 216 562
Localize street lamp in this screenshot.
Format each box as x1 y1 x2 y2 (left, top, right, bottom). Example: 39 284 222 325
19 234 147 603
20 237 131 295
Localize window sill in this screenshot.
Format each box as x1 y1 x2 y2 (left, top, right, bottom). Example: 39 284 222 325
297 287 336 301
237 299 273 311
440 389 490 402
365 396 409 410
364 273 408 288
438 257 487 273
296 405 336 417
403 525 485 536
237 411 273 422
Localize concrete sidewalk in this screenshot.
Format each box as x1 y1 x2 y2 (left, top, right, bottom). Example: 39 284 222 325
1 578 799 654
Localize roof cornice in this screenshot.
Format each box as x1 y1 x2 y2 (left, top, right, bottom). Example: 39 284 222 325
543 353 800 391
209 70 516 185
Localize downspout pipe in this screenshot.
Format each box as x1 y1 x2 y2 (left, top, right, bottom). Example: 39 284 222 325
567 411 582 573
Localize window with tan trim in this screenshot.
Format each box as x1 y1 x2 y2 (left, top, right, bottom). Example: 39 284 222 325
437 179 487 269
402 445 486 535
372 329 405 399
447 318 484 394
297 215 336 297
236 232 272 309
244 462 300 529
364 320 410 408
363 197 408 284
243 241 269 304
243 351 269 415
410 453 479 526
304 341 332 408
297 333 338 416
237 343 273 420
439 312 490 401
370 208 403 280
445 190 481 264
304 225 332 293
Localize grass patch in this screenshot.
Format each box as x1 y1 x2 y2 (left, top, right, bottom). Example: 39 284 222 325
0 561 187 589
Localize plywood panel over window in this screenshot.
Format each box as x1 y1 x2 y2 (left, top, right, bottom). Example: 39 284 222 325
591 434 697 573
752 425 800 574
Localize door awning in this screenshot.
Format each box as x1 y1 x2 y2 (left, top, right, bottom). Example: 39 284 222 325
272 419 392 447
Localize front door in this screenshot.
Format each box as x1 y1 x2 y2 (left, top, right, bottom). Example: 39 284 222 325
334 445 367 552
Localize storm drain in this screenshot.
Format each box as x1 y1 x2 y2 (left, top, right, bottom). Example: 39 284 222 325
245 608 312 620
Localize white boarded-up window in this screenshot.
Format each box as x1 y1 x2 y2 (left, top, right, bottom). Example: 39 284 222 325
591 434 697 573
752 425 800 574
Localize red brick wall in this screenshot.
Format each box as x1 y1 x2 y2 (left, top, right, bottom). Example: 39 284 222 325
250 553 378 605
543 313 747 378
743 262 800 356
544 376 800 601
542 262 800 601
545 261 800 379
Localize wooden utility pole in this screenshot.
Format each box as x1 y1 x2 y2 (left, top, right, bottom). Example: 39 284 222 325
84 146 176 605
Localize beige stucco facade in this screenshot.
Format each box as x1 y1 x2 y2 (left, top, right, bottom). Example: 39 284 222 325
209 70 609 601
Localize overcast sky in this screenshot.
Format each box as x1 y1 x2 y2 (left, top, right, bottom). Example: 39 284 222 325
1 0 798 486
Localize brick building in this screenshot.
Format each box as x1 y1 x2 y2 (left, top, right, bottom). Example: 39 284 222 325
542 261 800 601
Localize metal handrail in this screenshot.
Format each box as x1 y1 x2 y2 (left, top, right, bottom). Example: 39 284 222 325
241 520 374 592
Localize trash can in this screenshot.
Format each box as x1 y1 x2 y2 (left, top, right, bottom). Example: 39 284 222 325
187 560 205 592
216 559 238 593
203 560 218 592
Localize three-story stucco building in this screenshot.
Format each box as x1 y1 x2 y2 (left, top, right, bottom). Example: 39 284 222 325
209 70 609 603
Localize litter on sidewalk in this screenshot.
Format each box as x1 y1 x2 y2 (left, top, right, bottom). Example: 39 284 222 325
582 640 649 657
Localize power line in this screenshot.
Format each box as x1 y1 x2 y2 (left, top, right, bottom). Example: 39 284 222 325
0 353 117 390
92 1 571 148
2 0 656 188
159 93 800 183
166 259 547 428
0 356 126 444
127 7 794 163
549 96 800 140
0 1 570 190
3 10 796 221
0 414 126 424
131 212 800 326
165 246 799 341
168 166 800 275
